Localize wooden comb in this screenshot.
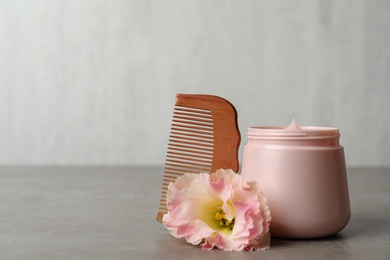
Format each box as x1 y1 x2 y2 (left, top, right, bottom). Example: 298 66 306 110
156 94 241 222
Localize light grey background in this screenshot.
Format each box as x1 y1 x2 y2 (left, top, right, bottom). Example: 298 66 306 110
0 0 389 167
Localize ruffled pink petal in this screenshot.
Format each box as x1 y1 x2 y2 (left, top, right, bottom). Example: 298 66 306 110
245 232 271 251
182 220 216 245
163 169 271 252
222 200 235 221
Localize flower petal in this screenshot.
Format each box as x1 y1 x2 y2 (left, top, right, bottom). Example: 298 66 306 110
163 169 271 252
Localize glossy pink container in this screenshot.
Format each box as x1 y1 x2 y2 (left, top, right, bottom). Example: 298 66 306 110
241 120 350 239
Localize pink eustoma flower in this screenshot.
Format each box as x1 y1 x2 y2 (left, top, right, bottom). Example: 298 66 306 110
162 169 271 251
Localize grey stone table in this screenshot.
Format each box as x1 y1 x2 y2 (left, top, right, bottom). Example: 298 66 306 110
1 166 389 259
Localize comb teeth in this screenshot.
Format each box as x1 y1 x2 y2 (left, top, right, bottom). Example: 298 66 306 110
157 106 214 217
157 94 241 223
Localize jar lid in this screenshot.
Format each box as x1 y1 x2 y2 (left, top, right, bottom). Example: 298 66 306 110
247 119 340 146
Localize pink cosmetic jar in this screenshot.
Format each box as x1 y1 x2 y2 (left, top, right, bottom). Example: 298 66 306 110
241 120 350 239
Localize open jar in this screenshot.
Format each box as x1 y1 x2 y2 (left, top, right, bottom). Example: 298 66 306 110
240 119 350 239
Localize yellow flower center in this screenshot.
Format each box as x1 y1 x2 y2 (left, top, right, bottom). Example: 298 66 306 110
214 206 235 230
